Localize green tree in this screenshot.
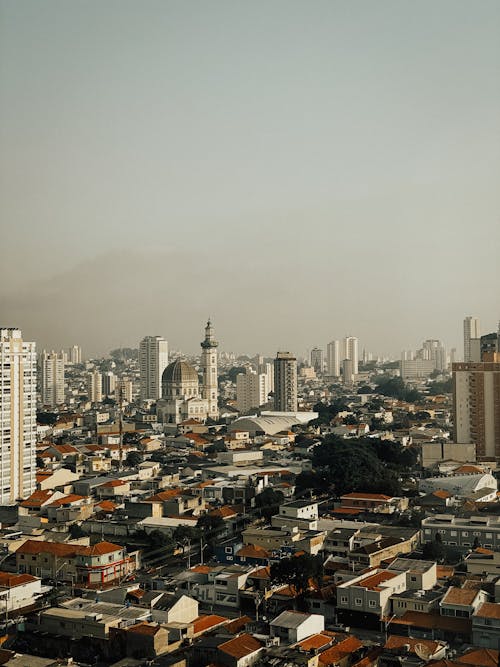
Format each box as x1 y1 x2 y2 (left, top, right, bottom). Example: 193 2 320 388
126 451 143 467
270 554 323 605
148 530 174 550
422 534 445 561
254 487 285 520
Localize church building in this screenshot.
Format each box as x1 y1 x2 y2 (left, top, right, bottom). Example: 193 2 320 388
157 320 219 424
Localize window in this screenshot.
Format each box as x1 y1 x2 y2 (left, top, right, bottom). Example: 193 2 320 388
410 576 417 582
225 547 232 554
463 531 468 537
369 600 376 608
355 598 362 606
340 596 348 604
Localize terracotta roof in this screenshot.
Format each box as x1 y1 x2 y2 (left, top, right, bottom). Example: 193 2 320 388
96 500 118 512
384 636 442 654
236 545 270 559
298 633 333 651
436 565 455 579
100 479 128 488
191 565 212 574
127 622 162 636
80 541 122 556
47 494 86 507
356 571 398 591
147 489 183 501
53 444 78 454
388 611 471 634
319 636 363 665
474 603 500 620
223 616 252 634
16 540 85 557
192 614 228 634
209 506 237 519
218 633 262 659
457 648 499 667
454 465 485 474
442 586 479 606
0 572 39 587
432 490 451 499
20 489 56 508
249 566 271 579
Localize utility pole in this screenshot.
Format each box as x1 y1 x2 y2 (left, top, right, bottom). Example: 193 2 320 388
118 384 123 470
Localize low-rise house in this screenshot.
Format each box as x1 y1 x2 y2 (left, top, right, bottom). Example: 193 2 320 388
340 493 408 514
390 587 445 617
387 559 437 590
0 571 42 612
318 635 364 667
379 636 447 667
440 586 488 619
270 610 325 644
216 633 264 667
336 569 407 621
472 603 500 649
96 480 132 498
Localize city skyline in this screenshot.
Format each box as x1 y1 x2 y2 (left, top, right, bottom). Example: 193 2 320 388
1 1 499 358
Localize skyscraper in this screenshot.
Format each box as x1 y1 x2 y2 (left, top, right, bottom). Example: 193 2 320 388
236 368 270 413
68 345 82 364
0 328 37 504
201 319 219 419
139 336 169 401
453 353 500 458
310 347 324 374
274 352 298 412
87 370 103 403
343 336 359 375
327 340 340 377
40 350 65 407
464 316 480 362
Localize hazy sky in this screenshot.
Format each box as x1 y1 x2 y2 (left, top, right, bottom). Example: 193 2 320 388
1 0 499 358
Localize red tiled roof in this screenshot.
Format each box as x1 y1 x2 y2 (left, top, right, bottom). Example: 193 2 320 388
209 506 237 519
298 633 333 651
80 541 122 556
100 479 128 488
356 571 397 591
474 603 500 620
20 490 56 508
127 622 162 636
319 636 363 665
223 616 252 634
442 586 479 606
218 633 262 659
0 572 38 587
236 545 270 559
384 636 442 655
457 648 499 667
16 540 85 557
341 492 392 501
147 489 182 501
47 494 86 507
192 614 228 634
96 500 118 512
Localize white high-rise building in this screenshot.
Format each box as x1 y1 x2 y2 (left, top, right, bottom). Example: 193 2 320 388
116 378 133 403
0 329 37 504
87 370 102 403
274 352 298 412
327 340 340 377
464 316 480 362
139 336 169 401
236 368 270 413
201 320 219 419
40 350 65 407
342 336 359 375
102 372 116 396
68 345 82 364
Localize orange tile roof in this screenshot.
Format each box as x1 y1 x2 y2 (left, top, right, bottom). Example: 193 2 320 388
16 540 85 557
250 566 271 579
298 633 333 651
432 490 451 499
356 571 397 591
454 465 485 474
209 506 237 519
442 586 479 606
457 648 499 667
436 565 455 579
147 489 183 501
53 444 78 454
47 494 86 507
0 572 39 587
319 636 363 665
388 611 471 634
100 479 128 488
341 492 392 500
474 603 500 620
96 500 118 512
223 616 252 634
127 622 162 636
192 614 228 634
20 490 56 508
80 541 122 556
236 545 270 559
191 565 212 574
218 633 262 659
384 636 442 654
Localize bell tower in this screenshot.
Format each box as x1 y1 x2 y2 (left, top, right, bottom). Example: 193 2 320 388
201 319 219 419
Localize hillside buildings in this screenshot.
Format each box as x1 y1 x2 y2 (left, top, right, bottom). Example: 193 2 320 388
0 328 37 505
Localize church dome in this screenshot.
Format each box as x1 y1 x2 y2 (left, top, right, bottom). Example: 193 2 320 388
162 359 198 386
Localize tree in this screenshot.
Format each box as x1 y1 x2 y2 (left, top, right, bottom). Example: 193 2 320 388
422 534 445 561
125 451 143 467
197 514 225 533
69 523 88 539
254 487 285 521
173 525 199 544
270 554 323 605
148 530 174 550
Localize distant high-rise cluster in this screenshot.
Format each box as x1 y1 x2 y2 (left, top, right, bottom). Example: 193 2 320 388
0 328 37 505
40 350 65 407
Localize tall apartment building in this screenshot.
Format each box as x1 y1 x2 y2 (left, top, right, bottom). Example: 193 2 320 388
464 316 480 362
87 370 102 403
422 339 447 371
102 372 116 396
274 352 297 412
139 336 169 401
116 378 133 403
0 329 37 504
310 347 324 374
342 358 354 386
453 354 500 459
342 336 359 375
327 340 340 377
236 368 270 413
40 350 65 407
68 345 82 364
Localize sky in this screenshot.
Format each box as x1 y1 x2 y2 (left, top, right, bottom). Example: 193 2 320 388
1 0 499 359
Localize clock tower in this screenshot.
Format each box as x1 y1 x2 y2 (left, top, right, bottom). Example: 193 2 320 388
201 319 219 419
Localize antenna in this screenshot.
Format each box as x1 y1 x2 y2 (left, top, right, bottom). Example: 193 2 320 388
414 643 432 661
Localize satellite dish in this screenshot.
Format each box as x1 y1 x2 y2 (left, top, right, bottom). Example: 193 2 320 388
414 643 433 661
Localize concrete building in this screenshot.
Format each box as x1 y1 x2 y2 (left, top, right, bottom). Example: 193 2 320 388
310 347 324 374
422 514 500 552
40 350 65 407
453 355 500 458
236 368 270 413
0 328 37 505
464 316 481 362
400 359 434 380
270 611 324 644
116 378 133 403
343 337 359 375
102 371 116 396
327 340 340 377
274 352 297 412
0 571 42 613
139 335 169 401
342 358 354 386
87 370 103 403
68 344 82 364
